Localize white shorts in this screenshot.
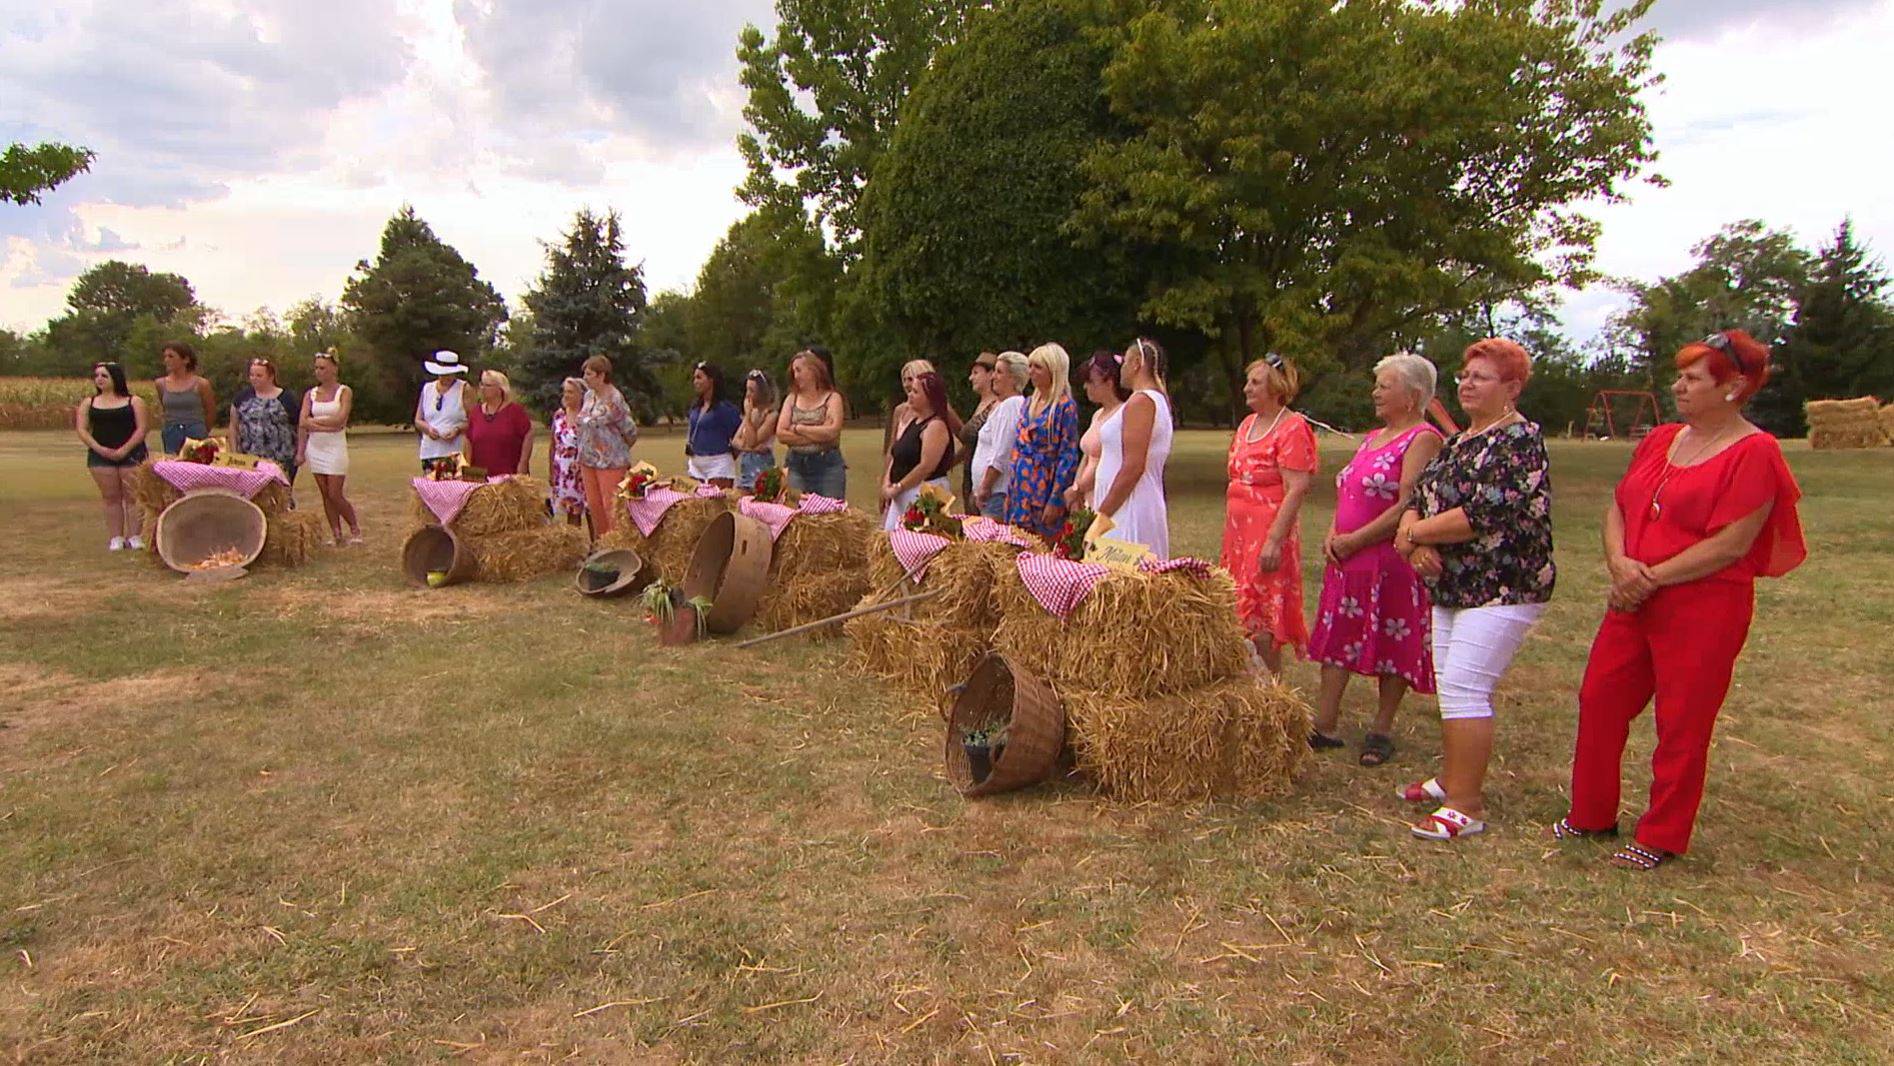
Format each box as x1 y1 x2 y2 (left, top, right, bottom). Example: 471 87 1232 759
687 453 736 482
1431 603 1546 721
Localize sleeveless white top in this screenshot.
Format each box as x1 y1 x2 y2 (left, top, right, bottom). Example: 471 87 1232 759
1095 388 1173 559
418 380 467 460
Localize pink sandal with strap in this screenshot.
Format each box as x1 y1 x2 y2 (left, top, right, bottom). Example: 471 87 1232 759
1410 806 1485 841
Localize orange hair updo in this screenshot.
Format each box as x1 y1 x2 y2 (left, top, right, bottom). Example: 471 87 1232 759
1463 338 1532 383
1676 329 1770 402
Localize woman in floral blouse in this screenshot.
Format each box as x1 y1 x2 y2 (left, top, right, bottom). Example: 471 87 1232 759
1004 343 1081 537
1394 338 1555 842
577 355 638 538
548 377 588 531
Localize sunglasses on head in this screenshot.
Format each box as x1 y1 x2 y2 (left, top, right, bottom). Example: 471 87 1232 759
1263 352 1285 370
1698 331 1751 374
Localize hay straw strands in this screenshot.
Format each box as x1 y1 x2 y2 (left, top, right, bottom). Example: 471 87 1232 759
992 566 1251 699
751 508 878 635
1061 675 1312 802
1805 396 1892 450
465 525 590 582
864 534 1038 634
407 476 550 536
257 509 325 568
131 459 290 523
844 614 987 710
598 495 731 586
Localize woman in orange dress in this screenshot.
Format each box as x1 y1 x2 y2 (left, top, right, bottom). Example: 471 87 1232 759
1219 354 1318 675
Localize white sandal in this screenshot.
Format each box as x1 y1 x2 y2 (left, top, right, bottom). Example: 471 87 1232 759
1410 805 1485 841
1396 777 1446 804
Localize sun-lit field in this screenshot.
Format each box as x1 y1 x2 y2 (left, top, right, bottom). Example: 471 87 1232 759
1 425 1890 1063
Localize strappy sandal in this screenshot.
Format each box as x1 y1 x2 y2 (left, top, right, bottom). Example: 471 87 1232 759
1359 733 1394 767
1396 777 1446 804
1411 806 1485 841
1609 843 1673 871
1308 730 1345 751
1546 818 1618 842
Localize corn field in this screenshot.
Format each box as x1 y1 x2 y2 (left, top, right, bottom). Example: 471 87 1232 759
0 377 160 431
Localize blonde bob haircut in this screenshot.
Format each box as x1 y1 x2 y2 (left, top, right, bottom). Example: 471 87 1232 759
479 369 513 404
995 350 1029 390
1372 351 1437 408
1026 343 1073 407
1245 354 1302 404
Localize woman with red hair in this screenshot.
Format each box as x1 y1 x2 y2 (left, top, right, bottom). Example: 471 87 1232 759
1549 330 1805 871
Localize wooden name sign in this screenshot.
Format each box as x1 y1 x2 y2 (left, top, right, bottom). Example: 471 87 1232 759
1084 536 1153 571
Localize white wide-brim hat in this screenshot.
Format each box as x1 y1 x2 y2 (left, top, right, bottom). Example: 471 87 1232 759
424 350 467 376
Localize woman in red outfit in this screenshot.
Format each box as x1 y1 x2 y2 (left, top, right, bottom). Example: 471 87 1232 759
1549 330 1805 871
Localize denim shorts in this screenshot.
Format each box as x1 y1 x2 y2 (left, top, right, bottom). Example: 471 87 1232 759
161 420 207 455
737 451 775 491
786 447 846 499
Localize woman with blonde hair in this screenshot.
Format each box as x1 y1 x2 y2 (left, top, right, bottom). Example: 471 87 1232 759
1095 336 1175 557
1004 343 1082 536
297 351 362 545
776 349 847 498
972 350 1028 520
883 358 962 483
577 354 638 537
1221 352 1319 674
464 369 533 476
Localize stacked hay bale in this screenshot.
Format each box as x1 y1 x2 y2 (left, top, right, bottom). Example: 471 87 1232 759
988 565 1310 802
845 535 1040 706
1879 403 1894 443
411 477 587 582
1806 397 1890 450
130 459 323 568
598 494 732 586
750 507 879 636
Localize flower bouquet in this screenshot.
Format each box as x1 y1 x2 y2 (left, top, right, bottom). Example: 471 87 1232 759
1050 506 1099 560
751 466 797 505
180 437 226 465
616 462 662 501
898 484 963 539
423 454 467 481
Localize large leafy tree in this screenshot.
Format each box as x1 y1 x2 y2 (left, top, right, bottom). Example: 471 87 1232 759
688 205 841 372
1768 219 1894 434
1072 0 1661 411
44 260 201 373
341 206 508 400
1 142 94 206
518 208 650 418
1609 219 1811 375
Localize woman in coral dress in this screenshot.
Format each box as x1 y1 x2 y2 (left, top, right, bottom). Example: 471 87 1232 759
1220 355 1318 674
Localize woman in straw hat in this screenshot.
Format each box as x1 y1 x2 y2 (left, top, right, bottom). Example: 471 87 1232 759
1549 330 1805 872
414 350 470 472
1004 343 1082 537
1394 338 1555 842
880 370 954 530
1094 336 1174 558
1306 352 1444 764
577 354 638 537
297 351 362 545
464 369 533 476
1221 353 1320 678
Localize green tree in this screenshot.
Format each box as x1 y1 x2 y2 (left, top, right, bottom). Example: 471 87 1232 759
1768 218 1894 434
341 205 508 401
685 205 841 375
43 260 201 373
857 0 1141 384
644 290 695 426
1 142 95 206
1611 220 1811 377
518 208 650 418
1072 0 1660 419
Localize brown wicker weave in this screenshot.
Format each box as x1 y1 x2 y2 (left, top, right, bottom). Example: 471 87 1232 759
575 548 651 598
401 525 476 588
154 489 266 574
945 654 1065 797
683 511 773 634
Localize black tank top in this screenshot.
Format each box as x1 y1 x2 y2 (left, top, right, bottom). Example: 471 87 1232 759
890 415 951 483
88 400 139 450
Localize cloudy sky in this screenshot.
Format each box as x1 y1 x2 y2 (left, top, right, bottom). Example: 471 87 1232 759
2 0 1890 346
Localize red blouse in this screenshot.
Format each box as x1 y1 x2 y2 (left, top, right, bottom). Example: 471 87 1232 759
1615 423 1806 584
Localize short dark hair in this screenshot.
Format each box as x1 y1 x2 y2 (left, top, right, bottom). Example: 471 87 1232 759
162 341 198 371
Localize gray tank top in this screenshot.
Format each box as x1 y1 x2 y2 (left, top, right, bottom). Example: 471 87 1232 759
160 381 205 424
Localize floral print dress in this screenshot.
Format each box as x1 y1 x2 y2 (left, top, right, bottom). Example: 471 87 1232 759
549 407 586 518
1307 425 1442 692
1004 395 1081 537
1411 420 1556 609
1220 411 1318 652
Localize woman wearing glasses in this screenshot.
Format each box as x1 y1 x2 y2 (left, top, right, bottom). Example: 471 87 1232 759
1394 338 1555 842
734 369 779 492
227 357 300 482
685 362 742 488
1550 330 1804 872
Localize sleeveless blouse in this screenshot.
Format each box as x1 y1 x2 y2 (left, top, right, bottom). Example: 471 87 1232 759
1095 389 1174 559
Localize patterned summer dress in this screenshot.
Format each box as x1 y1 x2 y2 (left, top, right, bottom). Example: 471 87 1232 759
1004 394 1080 537
549 407 586 518
1220 410 1318 653
233 387 299 472
1307 424 1443 692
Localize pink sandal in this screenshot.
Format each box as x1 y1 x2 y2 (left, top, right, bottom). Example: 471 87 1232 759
1410 806 1485 841
1397 777 1446 804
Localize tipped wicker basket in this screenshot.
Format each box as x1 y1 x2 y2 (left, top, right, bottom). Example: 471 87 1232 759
683 511 773 634
401 525 476 588
154 489 267 574
945 654 1065 798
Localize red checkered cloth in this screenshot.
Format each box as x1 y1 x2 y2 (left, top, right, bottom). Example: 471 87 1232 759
693 482 726 499
156 459 288 500
623 487 694 537
738 497 798 542
1140 556 1215 578
1015 553 1219 620
962 515 1034 548
889 529 952 582
798 493 847 515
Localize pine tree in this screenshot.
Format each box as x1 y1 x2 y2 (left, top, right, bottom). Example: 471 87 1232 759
1767 219 1894 434
518 209 650 418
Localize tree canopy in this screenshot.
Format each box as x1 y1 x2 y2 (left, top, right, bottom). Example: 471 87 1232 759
341 206 508 399
1 142 95 206
518 208 650 418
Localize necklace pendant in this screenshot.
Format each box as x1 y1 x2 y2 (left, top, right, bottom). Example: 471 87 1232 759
1649 500 1661 519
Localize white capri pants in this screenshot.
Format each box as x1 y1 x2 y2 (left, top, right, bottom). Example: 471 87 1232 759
1431 603 1546 721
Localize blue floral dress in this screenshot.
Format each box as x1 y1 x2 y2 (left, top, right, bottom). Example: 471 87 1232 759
1003 395 1081 536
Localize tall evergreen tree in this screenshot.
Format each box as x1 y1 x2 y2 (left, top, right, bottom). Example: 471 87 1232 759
518 209 650 417
341 206 508 402
1766 219 1894 434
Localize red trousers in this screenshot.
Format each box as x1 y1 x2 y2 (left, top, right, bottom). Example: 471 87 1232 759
1567 580 1755 855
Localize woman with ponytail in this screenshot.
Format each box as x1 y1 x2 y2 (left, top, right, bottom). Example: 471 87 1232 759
1094 336 1175 558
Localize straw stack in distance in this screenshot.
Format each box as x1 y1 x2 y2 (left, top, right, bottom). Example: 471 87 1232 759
751 508 878 636
1805 397 1891 450
845 535 1037 707
599 495 732 587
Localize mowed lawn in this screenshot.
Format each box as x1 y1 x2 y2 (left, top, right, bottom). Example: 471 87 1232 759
0 424 1890 1063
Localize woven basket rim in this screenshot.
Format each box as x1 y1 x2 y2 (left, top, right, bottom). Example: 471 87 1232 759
946 653 1065 797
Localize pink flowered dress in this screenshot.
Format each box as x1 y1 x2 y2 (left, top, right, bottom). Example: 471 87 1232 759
1306 425 1441 692
1220 411 1318 653
549 407 587 518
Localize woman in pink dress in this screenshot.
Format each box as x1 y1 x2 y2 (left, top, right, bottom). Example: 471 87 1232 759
1306 353 1445 765
1220 354 1318 675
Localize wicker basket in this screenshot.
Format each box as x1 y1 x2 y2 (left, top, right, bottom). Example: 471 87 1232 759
575 548 652 598
683 511 773 634
944 654 1065 798
154 489 267 574
401 525 476 588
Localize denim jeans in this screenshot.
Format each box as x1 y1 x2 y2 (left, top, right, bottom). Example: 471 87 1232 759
980 492 1008 521
786 447 846 499
161 420 208 455
737 450 775 491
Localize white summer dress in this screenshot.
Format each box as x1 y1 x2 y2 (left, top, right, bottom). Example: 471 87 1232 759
304 385 350 476
1094 387 1174 559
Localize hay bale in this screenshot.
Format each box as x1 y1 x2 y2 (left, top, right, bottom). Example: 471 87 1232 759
409 477 549 536
130 459 290 529
864 534 1037 633
844 614 987 708
1803 397 1881 418
1881 404 1894 443
465 524 589 582
991 566 1251 699
597 496 731 586
751 509 879 636
1062 676 1312 802
257 509 325 568
1806 396 1892 450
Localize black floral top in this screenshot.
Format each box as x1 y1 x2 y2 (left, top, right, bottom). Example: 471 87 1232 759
1412 420 1555 609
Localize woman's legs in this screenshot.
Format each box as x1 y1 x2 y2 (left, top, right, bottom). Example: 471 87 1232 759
1256 637 1283 676
583 466 626 536
328 474 361 538
313 474 344 538
1371 675 1409 737
1432 604 1543 819
90 467 127 541
1312 664 1350 735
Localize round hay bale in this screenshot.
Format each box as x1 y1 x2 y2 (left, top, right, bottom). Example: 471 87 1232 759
575 548 652 598
945 654 1065 797
155 490 267 574
401 525 475 588
682 512 773 634
1061 675 1311 802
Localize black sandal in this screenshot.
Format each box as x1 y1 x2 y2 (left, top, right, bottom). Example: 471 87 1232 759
1609 843 1673 871
1308 730 1345 751
1546 818 1619 842
1359 733 1395 767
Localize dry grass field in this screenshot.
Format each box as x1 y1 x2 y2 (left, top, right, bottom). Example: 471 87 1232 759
1 424 1890 1063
